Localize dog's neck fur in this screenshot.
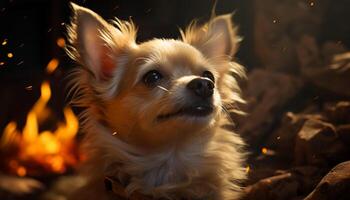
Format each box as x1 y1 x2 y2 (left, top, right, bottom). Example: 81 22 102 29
78 105 245 200
67 4 247 199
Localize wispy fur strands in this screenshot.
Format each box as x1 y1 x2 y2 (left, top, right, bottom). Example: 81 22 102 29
66 3 247 200
181 15 246 113
66 3 137 66
81 119 246 199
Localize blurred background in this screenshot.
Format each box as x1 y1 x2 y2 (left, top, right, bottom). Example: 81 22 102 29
0 0 350 200
0 0 256 132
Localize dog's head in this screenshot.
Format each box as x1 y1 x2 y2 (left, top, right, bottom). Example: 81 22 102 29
67 3 245 150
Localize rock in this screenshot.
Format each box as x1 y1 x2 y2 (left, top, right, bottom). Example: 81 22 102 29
294 119 349 166
304 161 350 200
265 112 323 160
40 175 86 200
244 172 299 200
253 0 330 72
232 69 303 147
244 166 322 200
324 101 350 124
0 174 44 200
296 36 350 96
337 124 350 146
290 166 324 195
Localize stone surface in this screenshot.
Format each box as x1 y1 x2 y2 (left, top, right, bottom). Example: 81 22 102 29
294 119 349 166
232 69 303 147
337 124 350 146
0 174 44 200
297 36 350 96
324 101 350 124
253 0 330 72
265 112 323 160
304 161 350 200
244 172 299 200
244 166 322 200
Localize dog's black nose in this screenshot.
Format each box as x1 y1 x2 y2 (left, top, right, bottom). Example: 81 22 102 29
187 78 214 98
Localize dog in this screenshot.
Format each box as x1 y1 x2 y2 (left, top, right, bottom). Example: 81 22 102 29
66 3 246 200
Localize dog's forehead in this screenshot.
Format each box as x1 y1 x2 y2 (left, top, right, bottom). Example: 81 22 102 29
140 39 205 63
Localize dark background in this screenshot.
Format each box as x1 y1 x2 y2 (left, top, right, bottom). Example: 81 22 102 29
0 0 349 132
1 2 350 199
0 0 255 132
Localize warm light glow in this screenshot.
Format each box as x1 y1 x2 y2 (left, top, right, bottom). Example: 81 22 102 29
56 37 66 48
0 62 4 66
46 58 59 74
261 147 268 154
2 39 7 46
17 166 26 177
245 165 250 173
7 53 13 58
1 122 18 148
310 2 315 7
1 79 79 176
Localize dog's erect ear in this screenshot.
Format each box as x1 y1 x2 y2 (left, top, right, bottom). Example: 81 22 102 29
181 14 240 59
67 3 136 81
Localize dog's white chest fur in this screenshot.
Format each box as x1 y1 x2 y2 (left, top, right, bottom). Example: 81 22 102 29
81 123 246 200
67 3 247 200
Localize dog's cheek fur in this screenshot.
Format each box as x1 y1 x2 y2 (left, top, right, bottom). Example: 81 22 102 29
66 4 247 200
181 13 246 111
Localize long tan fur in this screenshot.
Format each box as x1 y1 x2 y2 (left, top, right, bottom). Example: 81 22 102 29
66 3 247 200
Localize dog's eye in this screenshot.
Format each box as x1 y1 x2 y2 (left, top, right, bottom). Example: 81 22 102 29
202 71 215 82
143 70 163 86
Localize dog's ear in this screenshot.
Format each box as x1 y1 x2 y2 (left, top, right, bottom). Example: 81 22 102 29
181 14 240 59
67 3 136 81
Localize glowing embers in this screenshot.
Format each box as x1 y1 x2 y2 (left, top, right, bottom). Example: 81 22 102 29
0 81 79 177
46 58 59 74
56 37 66 48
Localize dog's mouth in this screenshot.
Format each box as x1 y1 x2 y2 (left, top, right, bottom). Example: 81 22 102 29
157 104 214 121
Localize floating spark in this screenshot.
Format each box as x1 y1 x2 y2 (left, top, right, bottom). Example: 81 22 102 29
56 37 66 48
261 147 268 154
245 165 250 173
2 39 7 46
46 58 59 74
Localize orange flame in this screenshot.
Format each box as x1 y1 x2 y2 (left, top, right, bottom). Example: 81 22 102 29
56 37 66 48
46 58 59 74
1 81 79 176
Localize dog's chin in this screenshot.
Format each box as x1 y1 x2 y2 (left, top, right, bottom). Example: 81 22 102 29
156 104 216 124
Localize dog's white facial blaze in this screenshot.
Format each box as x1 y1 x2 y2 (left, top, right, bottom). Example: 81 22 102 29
106 42 223 148
68 5 242 148
67 4 246 200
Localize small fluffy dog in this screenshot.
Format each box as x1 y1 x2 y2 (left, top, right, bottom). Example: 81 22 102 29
67 3 246 200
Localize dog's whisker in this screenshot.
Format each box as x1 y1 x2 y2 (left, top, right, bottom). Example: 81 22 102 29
66 3 247 198
157 85 170 92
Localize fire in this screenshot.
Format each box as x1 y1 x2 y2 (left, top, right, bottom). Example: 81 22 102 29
261 147 268 154
46 58 59 74
1 81 79 176
56 37 66 48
